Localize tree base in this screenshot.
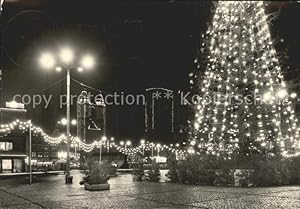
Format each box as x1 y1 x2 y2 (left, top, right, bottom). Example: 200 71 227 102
84 183 110 191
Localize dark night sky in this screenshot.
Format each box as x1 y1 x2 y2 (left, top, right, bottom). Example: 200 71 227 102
0 0 300 142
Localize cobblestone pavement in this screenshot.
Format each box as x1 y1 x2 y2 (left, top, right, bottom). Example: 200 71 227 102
0 170 300 209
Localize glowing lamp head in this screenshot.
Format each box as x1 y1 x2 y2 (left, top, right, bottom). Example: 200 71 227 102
120 141 124 146
126 140 132 146
39 52 55 69
81 54 95 69
77 67 83 72
61 118 67 126
140 139 145 145
59 47 74 64
71 119 77 126
55 66 62 72
101 136 107 142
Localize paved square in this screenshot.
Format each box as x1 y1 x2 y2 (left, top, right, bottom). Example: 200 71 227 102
0 171 300 209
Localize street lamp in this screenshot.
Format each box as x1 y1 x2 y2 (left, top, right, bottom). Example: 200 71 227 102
156 143 161 157
39 52 55 69
107 137 114 152
56 66 62 72
71 119 77 126
150 143 154 158
140 139 145 155
39 47 95 184
125 140 131 150
58 118 77 155
99 136 107 164
59 47 74 64
81 54 95 69
119 140 131 154
58 118 77 126
60 118 67 126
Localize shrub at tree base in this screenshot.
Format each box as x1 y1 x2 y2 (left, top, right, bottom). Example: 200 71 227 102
145 162 160 182
214 169 234 186
167 154 179 183
168 155 216 185
288 156 300 185
250 158 285 187
252 156 300 186
167 154 300 187
132 163 145 182
80 162 110 185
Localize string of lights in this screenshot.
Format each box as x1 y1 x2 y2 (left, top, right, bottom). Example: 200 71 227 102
1 119 298 158
0 119 187 156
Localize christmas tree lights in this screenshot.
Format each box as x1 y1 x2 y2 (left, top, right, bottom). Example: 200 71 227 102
190 1 300 159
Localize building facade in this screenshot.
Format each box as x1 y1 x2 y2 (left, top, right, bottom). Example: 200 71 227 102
0 105 67 173
0 107 27 173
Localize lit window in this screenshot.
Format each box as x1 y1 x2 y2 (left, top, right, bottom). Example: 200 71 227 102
0 142 5 150
7 143 13 151
0 142 13 151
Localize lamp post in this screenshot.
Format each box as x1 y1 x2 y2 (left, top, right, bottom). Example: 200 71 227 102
156 143 161 157
107 137 114 153
151 143 154 158
100 136 107 164
28 120 32 185
58 118 77 157
122 140 131 165
39 47 95 184
119 140 131 154
140 139 145 155
120 141 125 155
175 143 180 160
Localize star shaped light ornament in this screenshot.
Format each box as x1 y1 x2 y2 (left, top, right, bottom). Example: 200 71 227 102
152 91 162 100
164 91 173 99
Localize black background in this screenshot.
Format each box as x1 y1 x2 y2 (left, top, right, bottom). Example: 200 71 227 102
0 0 299 143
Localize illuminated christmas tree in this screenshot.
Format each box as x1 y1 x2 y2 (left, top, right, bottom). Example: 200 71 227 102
189 1 300 160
